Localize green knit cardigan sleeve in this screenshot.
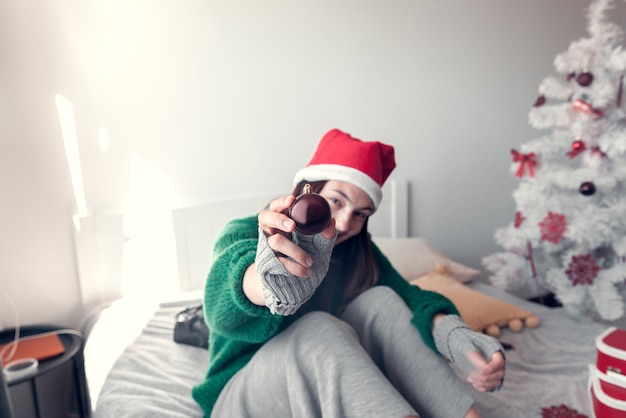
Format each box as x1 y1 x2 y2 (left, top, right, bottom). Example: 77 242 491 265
203 215 287 343
203 214 459 350
371 241 460 351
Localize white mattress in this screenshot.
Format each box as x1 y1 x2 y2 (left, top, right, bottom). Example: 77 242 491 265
85 283 608 418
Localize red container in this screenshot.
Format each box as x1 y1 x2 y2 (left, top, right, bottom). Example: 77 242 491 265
597 327 626 376
589 364 626 417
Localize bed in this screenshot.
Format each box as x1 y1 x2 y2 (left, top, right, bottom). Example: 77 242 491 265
80 181 617 418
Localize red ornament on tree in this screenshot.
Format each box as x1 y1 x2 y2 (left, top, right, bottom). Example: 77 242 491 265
567 139 586 159
579 181 596 196
526 240 537 278
566 254 600 286
572 98 605 118
539 212 567 244
590 145 606 158
514 211 525 228
577 69 594 87
533 95 546 107
618 74 624 107
511 150 537 178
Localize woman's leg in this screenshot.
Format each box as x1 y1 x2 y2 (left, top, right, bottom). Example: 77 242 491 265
212 311 418 418
340 286 474 418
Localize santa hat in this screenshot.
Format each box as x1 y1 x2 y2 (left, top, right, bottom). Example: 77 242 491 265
293 129 396 209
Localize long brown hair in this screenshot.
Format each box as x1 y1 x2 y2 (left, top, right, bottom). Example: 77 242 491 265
293 180 379 314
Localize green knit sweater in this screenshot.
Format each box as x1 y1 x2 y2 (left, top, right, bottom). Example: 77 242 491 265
191 215 459 417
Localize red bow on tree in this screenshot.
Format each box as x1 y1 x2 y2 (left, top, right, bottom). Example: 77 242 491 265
572 98 604 118
511 149 537 178
590 145 606 158
567 139 586 159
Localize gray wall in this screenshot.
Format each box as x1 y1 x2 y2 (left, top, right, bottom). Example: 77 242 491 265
2 0 625 328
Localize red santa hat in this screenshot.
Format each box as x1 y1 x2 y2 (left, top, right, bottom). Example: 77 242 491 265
293 129 396 209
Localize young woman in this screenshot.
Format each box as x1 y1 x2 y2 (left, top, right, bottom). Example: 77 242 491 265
192 129 505 418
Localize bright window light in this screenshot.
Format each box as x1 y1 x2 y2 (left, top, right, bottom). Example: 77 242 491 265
55 94 88 217
122 153 178 300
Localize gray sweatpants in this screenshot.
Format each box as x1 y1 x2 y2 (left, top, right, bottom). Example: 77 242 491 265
212 286 473 418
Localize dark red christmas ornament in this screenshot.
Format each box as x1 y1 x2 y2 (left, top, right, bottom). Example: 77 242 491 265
577 69 594 87
567 139 586 159
533 95 546 107
289 184 331 235
579 181 596 196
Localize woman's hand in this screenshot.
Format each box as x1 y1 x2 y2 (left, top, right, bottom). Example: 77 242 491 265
258 194 336 278
244 194 336 314
433 314 506 392
466 350 505 392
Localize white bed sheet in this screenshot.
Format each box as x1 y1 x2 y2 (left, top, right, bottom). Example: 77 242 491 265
468 282 603 417
83 291 203 414
85 283 611 418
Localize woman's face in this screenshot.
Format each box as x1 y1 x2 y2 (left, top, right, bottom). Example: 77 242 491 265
319 180 375 245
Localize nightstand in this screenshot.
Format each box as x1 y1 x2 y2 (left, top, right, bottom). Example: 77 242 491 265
0 326 91 418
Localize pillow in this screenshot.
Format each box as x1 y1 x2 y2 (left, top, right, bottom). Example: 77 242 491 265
411 272 540 336
373 238 480 283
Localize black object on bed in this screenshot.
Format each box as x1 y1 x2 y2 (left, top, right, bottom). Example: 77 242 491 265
174 304 209 349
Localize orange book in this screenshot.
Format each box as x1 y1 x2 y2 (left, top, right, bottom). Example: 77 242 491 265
0 333 65 363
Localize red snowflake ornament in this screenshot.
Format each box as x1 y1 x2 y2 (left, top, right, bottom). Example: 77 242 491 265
539 212 567 244
541 404 588 418
566 254 600 286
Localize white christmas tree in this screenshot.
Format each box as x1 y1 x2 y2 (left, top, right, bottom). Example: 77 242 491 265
483 0 626 320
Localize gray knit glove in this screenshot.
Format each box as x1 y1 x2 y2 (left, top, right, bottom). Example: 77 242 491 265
434 314 504 391
255 227 335 315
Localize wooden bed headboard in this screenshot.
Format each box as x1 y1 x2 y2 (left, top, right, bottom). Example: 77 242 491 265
74 179 408 312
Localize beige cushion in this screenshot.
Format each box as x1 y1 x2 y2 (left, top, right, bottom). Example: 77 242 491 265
373 237 480 283
411 272 540 336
